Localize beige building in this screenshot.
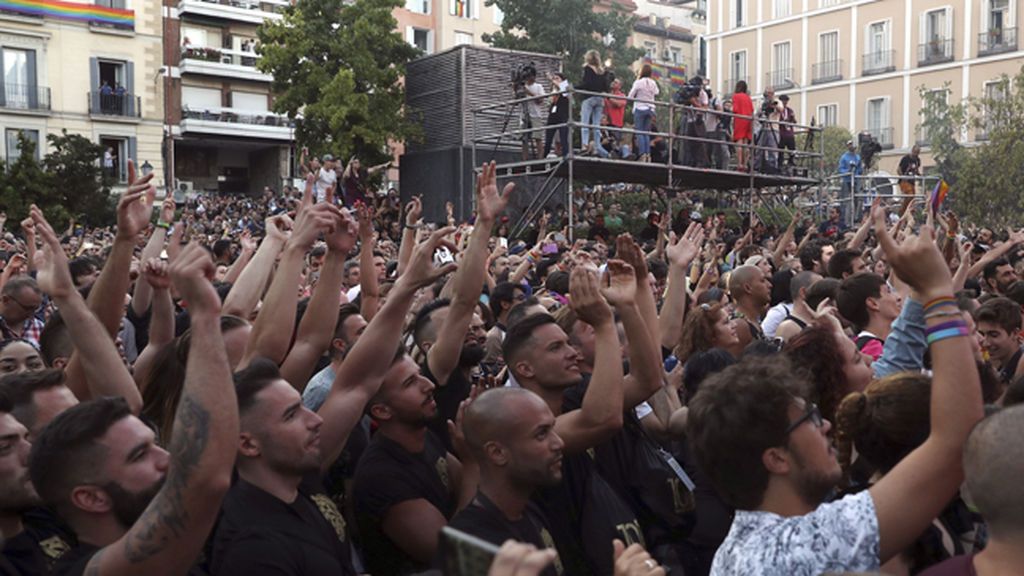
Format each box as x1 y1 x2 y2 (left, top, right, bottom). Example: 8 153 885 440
395 0 505 55
631 0 708 80
0 0 164 189
706 0 1024 172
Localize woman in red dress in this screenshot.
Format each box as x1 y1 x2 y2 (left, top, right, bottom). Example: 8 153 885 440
731 80 754 170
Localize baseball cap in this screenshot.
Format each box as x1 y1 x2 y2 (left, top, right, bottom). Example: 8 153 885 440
323 154 335 162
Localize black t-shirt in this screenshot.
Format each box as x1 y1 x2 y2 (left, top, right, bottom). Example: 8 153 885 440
210 475 355 576
999 347 1023 384
422 362 472 453
2 507 74 576
899 154 921 176
52 543 98 576
448 492 562 576
352 431 455 576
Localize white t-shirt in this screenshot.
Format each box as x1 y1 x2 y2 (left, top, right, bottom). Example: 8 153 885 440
524 81 546 118
711 490 880 576
315 167 337 203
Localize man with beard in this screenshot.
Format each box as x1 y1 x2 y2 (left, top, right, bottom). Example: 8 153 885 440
210 226 456 576
28 242 239 576
412 162 513 449
982 258 1017 296
447 387 564 576
687 214 983 575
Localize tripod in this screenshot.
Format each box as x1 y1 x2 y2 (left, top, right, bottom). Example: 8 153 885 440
492 85 538 160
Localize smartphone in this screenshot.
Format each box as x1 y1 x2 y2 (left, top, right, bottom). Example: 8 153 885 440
541 242 558 255
553 232 566 244
440 526 501 576
498 237 508 249
434 246 455 266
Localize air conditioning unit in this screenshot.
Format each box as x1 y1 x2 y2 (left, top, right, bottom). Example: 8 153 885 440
175 180 195 203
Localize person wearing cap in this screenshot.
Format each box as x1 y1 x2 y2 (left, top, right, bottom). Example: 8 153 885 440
838 140 862 221
314 154 338 203
777 94 797 170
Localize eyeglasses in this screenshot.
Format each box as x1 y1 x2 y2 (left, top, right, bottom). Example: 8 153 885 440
784 402 823 435
8 296 39 313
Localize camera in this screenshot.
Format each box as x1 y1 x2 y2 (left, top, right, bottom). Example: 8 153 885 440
760 98 778 117
858 131 883 168
674 76 704 105
510 62 537 96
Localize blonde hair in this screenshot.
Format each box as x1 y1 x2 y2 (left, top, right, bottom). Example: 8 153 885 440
584 49 604 74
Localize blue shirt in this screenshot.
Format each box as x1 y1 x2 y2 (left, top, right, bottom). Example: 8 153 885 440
873 298 926 379
302 364 336 412
839 151 863 183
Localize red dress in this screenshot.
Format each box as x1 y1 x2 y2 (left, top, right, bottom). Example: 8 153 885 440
732 92 754 141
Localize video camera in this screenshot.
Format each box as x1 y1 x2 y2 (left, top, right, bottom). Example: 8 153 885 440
510 62 538 96
673 76 704 105
858 131 883 168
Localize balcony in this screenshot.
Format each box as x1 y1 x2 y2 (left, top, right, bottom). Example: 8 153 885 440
811 60 843 84
864 127 894 149
181 107 294 141
979 27 1017 56
722 76 748 95
0 84 50 113
918 38 954 66
180 46 272 82
88 91 141 119
177 0 286 25
765 68 795 91
862 50 896 75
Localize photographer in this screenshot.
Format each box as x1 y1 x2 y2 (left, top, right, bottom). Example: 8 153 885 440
675 76 708 168
777 94 797 171
753 89 783 173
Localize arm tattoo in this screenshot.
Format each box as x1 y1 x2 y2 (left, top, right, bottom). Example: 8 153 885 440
84 547 106 576
122 395 212 563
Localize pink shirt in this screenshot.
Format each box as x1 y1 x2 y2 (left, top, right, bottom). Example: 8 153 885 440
628 78 659 112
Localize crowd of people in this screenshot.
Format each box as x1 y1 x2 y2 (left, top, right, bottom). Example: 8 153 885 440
0 153 1021 576
514 50 804 178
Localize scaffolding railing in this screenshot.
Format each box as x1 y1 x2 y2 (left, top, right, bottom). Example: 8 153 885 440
471 85 826 239
821 172 941 226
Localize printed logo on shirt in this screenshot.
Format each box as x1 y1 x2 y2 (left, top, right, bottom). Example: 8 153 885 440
435 457 450 490
310 493 347 542
667 478 696 514
540 528 564 575
615 520 646 547
39 535 70 562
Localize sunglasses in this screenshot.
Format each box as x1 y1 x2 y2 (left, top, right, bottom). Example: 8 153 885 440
785 402 823 435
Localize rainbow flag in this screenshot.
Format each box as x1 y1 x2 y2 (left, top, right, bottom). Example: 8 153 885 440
643 58 688 88
930 179 949 213
0 0 134 29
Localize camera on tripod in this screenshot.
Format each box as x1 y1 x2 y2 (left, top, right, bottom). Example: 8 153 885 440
673 77 704 105
858 131 883 168
510 62 537 97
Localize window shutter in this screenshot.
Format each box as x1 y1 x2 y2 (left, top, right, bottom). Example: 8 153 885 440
125 61 136 116
26 50 37 109
90 57 100 113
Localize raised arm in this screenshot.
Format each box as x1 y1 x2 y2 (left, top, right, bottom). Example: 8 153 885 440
357 204 381 321
427 162 512 385
554 264 625 454
318 227 457 472
221 214 290 319
869 211 984 563
847 200 877 251
279 207 357 389
19 217 36 272
966 228 1023 279
86 243 237 576
221 230 256 287
613 236 663 407
131 198 174 318
396 195 422 277
771 212 799 268
30 206 143 414
658 223 704 352
133 259 175 389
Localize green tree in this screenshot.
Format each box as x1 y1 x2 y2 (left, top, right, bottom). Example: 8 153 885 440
797 124 852 177
0 134 60 229
44 130 116 227
484 0 645 86
258 0 419 165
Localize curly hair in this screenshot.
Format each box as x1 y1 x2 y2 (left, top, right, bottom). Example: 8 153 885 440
675 303 726 362
784 323 850 425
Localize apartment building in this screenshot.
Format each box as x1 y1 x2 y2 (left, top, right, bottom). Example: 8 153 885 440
395 0 505 56
632 0 707 81
164 0 292 195
706 0 1024 172
0 0 164 188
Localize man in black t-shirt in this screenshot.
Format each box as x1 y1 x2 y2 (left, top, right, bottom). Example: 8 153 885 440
448 388 564 576
212 223 459 576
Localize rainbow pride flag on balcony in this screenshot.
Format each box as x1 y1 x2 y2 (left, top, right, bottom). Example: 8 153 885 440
0 0 134 29
643 58 688 88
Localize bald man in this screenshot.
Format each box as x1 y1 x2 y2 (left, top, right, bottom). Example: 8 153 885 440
921 405 1024 576
727 265 773 352
446 388 563 576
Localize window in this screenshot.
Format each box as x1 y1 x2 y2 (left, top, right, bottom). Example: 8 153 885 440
670 47 681 64
413 28 431 52
95 0 126 8
820 0 842 6
820 31 839 63
924 9 949 43
920 8 953 63
770 42 791 88
730 50 747 85
864 21 893 73
868 21 889 54
644 42 657 59
773 0 791 19
182 86 222 110
91 58 134 115
699 37 708 75
816 104 838 127
99 136 129 182
918 88 948 144
733 0 744 27
231 91 268 111
989 0 1009 30
450 0 473 18
454 31 473 45
5 128 39 163
2 47 36 109
866 97 891 146
492 3 503 25
405 0 429 14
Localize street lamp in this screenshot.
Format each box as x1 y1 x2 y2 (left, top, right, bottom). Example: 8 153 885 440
141 160 153 177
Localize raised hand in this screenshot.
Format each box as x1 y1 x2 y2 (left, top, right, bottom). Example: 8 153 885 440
169 242 221 317
615 233 649 282
569 264 613 327
476 161 514 223
600 259 638 307
265 213 293 244
19 216 34 239
873 200 952 299
239 229 257 253
116 159 157 240
405 195 423 227
143 257 172 291
159 197 176 225
399 226 459 290
29 205 75 300
290 203 340 251
667 221 705 269
326 208 358 255
357 203 374 243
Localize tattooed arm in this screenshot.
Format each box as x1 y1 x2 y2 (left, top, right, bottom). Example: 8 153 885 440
86 243 238 576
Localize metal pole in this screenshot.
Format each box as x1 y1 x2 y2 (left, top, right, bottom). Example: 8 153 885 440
567 85 574 242
667 100 674 190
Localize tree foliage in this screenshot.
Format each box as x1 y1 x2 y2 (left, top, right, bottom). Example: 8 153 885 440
796 124 851 177
917 68 1024 227
484 0 645 86
258 0 419 165
0 130 114 230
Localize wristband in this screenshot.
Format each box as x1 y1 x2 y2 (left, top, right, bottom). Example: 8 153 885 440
925 319 969 334
923 296 957 313
924 308 963 321
155 221 171 230
404 222 421 230
926 326 970 345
